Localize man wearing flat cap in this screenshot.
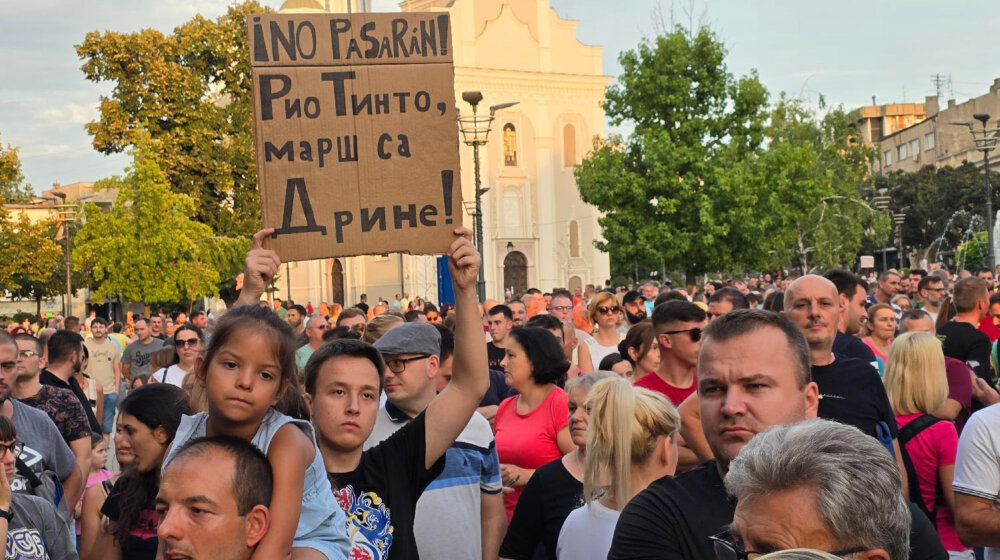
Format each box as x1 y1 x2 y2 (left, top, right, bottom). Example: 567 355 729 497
366 323 505 560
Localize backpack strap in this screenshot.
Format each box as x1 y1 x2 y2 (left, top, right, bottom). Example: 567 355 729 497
897 414 945 525
15 457 43 490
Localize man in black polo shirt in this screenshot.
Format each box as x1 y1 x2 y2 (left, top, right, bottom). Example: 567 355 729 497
39 330 102 434
939 277 993 384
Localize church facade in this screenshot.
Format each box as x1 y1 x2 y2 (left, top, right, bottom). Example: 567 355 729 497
276 0 610 306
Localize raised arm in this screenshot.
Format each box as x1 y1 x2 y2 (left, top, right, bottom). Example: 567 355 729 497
235 228 280 308
424 228 489 468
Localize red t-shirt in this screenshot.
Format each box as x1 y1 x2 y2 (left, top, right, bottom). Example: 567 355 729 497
978 316 1000 342
633 370 697 406
493 387 570 522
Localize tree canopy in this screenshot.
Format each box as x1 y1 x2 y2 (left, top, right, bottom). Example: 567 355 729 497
0 136 33 204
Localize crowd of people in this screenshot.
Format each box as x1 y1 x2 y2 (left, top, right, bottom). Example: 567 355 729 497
5 229 1000 559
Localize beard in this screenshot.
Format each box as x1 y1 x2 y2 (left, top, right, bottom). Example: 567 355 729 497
626 309 647 324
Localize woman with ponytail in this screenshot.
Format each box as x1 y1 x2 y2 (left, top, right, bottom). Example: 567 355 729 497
556 377 680 560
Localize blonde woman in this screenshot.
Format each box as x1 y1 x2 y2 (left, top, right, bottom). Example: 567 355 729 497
578 292 625 373
556 377 679 560
884 331 969 558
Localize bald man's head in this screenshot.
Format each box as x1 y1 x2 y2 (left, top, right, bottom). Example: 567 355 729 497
782 275 841 354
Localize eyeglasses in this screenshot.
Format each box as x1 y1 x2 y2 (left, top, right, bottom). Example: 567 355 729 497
174 338 200 348
309 324 331 331
710 532 869 560
596 306 622 315
549 306 573 313
660 327 703 342
0 441 24 460
385 355 430 374
17 350 37 358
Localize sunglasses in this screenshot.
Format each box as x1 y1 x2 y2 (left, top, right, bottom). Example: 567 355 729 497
174 338 200 348
596 306 622 315
660 327 703 342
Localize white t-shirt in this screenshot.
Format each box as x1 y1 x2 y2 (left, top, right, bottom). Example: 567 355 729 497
583 334 622 371
151 364 189 387
954 402 1000 560
556 500 620 560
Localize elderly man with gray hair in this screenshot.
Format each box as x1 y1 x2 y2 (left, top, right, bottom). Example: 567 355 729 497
725 419 911 560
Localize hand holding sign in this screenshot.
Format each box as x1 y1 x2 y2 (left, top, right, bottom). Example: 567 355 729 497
446 227 479 294
235 228 281 307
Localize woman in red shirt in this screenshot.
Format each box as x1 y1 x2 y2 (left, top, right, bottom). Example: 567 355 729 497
494 327 575 521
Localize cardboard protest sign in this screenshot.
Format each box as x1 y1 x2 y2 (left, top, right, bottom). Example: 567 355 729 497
249 12 462 262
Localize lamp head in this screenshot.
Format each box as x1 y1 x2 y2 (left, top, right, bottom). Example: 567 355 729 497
489 101 520 116
462 91 483 108
951 121 974 131
974 113 992 126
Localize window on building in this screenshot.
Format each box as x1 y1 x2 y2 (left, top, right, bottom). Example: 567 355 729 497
898 144 907 160
503 124 517 167
909 139 920 159
569 220 580 257
502 188 522 237
885 150 894 166
563 124 576 166
925 132 936 150
870 119 883 142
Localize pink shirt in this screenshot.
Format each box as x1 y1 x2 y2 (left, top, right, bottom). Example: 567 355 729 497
896 413 964 551
493 387 570 522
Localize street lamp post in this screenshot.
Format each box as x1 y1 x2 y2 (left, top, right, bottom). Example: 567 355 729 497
457 91 519 302
952 114 1000 270
873 188 892 272
893 211 907 269
43 191 75 317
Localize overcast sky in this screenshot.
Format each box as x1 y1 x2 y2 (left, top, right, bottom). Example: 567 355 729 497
2 0 999 192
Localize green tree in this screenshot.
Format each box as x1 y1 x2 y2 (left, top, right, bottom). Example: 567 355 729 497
576 25 769 285
0 136 33 204
956 231 989 270
733 97 891 272
73 139 247 305
0 210 63 314
76 1 269 237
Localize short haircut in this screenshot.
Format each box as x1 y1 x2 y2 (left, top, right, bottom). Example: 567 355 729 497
404 310 426 322
898 309 932 332
701 309 811 388
651 300 706 331
909 269 928 279
708 287 749 310
508 327 570 385
169 436 273 515
47 329 84 364
336 308 367 326
725 419 910 560
488 305 513 321
525 314 563 331
13 333 42 355
64 316 80 330
304 339 386 395
878 271 899 283
322 326 361 342
990 292 1000 307
823 270 862 299
952 277 988 313
432 323 455 363
976 266 993 276
289 304 307 316
654 290 688 308
133 316 149 328
111 322 123 333
189 310 206 321
917 275 943 292
91 317 108 328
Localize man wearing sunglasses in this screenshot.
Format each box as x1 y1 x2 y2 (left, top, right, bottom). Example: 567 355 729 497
296 315 330 369
634 301 706 406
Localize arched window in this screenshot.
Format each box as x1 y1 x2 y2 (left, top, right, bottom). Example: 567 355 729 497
569 220 580 257
503 123 517 167
563 124 576 166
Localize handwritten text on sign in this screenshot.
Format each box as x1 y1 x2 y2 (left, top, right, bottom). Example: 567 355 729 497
250 13 462 262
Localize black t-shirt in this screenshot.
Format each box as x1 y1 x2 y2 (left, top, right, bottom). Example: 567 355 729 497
486 342 506 371
101 478 159 560
356 302 370 314
939 321 992 382
832 331 878 369
329 411 445 560
812 355 899 442
608 461 731 560
607 462 948 560
39 368 102 434
499 457 583 560
480 369 515 407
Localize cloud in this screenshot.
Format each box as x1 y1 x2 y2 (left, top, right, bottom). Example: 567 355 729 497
20 144 78 158
32 104 98 126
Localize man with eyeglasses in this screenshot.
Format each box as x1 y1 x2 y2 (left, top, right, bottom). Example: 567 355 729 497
296 315 330 369
633 301 706 406
916 275 946 323
364 322 505 560
608 310 946 560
